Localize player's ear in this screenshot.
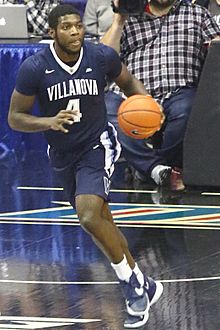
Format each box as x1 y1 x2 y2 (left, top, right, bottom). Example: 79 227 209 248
48 28 55 39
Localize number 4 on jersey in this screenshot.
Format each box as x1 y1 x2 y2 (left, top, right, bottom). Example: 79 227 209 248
66 99 82 123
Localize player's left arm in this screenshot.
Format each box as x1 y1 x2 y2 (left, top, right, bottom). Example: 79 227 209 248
114 63 149 97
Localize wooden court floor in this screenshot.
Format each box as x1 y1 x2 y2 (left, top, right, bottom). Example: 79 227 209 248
0 150 220 329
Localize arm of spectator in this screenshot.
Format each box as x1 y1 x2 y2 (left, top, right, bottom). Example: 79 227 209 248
100 1 128 53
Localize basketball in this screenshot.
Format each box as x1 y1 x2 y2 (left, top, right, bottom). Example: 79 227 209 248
118 95 164 139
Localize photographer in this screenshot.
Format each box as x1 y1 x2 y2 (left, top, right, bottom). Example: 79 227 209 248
101 0 220 191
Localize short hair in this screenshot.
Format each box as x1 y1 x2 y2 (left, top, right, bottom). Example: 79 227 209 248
48 4 81 29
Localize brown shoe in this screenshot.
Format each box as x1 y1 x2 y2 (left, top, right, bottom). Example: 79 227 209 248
170 167 185 191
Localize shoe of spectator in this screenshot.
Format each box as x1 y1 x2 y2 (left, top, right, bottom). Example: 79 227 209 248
157 167 172 186
154 166 185 191
170 167 185 191
123 276 163 328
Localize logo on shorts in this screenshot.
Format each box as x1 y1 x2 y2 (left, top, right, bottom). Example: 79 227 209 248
104 176 111 195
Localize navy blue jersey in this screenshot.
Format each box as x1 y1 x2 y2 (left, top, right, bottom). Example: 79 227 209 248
15 41 122 151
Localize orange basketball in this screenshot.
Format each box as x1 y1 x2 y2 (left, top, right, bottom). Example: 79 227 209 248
118 95 164 139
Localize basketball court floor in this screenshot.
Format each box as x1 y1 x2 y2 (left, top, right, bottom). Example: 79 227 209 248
0 149 220 330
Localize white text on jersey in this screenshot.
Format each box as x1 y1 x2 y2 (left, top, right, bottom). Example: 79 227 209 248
47 79 98 101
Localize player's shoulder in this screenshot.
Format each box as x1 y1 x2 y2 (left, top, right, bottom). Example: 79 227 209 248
83 40 118 59
20 45 51 72
83 41 121 77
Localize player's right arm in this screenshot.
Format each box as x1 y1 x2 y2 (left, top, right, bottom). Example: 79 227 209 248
8 90 76 134
8 56 76 134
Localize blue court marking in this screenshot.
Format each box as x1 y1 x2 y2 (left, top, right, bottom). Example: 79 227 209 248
0 203 220 228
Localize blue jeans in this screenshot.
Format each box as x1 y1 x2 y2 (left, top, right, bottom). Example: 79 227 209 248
105 87 196 176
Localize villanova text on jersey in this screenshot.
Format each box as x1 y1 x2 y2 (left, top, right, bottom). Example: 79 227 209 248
15 41 122 151
47 79 99 101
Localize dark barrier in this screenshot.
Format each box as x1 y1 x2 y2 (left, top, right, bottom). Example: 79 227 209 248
183 40 220 187
0 43 48 154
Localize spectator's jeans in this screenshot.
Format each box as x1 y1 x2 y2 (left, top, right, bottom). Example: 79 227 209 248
105 87 196 177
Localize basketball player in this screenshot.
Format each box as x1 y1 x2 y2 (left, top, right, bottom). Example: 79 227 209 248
8 4 163 329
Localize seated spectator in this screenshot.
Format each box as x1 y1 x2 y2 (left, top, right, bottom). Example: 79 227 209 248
2 0 87 36
101 0 220 191
83 0 114 41
5 0 61 35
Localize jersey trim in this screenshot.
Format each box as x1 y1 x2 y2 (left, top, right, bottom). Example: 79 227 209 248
49 42 84 75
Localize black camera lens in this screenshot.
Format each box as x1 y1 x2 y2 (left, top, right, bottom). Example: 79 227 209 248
118 0 146 14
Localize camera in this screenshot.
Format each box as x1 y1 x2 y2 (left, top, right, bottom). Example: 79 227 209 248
113 0 147 15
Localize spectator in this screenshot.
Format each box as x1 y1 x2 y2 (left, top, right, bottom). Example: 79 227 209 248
5 0 61 35
101 0 220 190
83 0 114 41
208 0 220 27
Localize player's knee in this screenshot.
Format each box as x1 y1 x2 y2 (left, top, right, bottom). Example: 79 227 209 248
78 212 97 234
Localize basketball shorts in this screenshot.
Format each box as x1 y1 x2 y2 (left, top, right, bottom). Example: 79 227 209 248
49 123 121 208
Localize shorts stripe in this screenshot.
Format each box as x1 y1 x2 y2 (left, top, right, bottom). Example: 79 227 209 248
100 122 121 177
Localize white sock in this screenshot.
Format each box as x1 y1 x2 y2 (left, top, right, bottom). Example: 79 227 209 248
133 263 145 287
151 165 171 184
111 255 132 282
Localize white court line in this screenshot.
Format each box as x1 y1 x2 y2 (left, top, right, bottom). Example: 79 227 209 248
110 189 157 193
52 201 220 209
0 316 101 323
17 186 63 191
17 186 156 194
15 187 220 196
0 276 220 285
202 192 220 196
0 220 220 231
118 223 220 230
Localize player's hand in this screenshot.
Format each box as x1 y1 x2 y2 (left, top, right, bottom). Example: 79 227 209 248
50 110 78 133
